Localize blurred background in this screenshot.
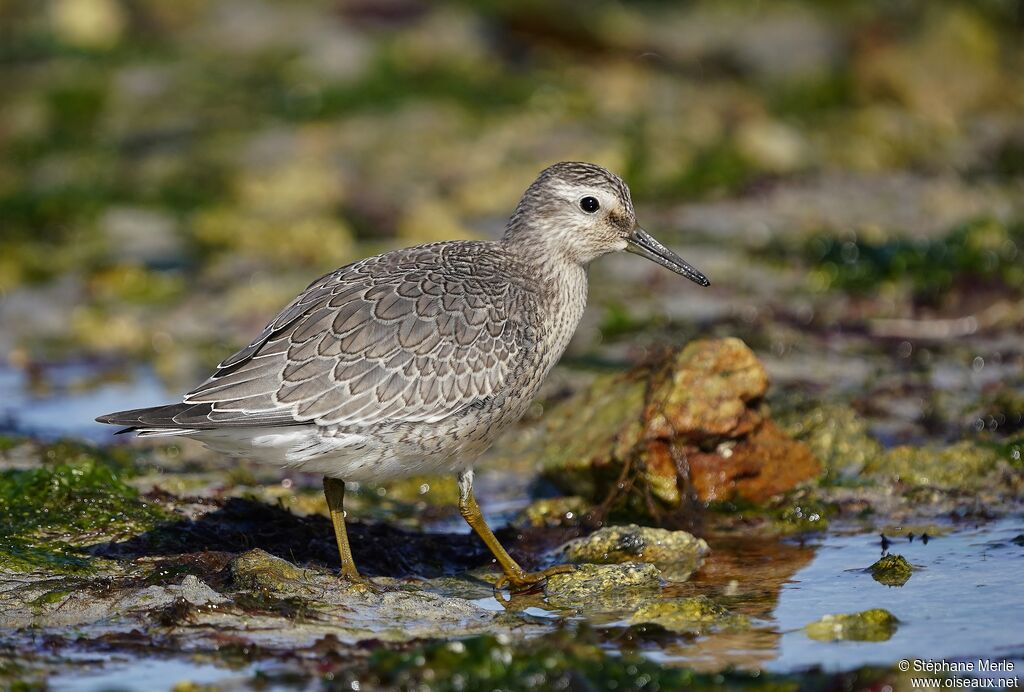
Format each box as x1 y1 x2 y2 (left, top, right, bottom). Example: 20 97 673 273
1 0 1023 443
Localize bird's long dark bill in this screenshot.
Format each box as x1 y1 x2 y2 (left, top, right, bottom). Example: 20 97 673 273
627 228 710 287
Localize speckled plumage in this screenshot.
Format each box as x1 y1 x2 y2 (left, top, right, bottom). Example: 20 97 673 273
98 162 707 485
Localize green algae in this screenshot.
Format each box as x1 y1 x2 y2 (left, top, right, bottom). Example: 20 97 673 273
674 140 760 199
536 371 647 485
865 441 1004 490
358 627 909 691
708 491 833 536
773 496 832 533
29 589 70 609
0 442 169 573
631 596 751 634
775 402 882 482
804 608 899 642
774 218 1024 301
870 554 914 587
544 563 662 612
562 524 709 581
776 401 1022 495
980 388 1024 435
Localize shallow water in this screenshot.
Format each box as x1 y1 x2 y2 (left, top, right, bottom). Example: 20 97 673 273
769 519 1024 675
647 518 1024 676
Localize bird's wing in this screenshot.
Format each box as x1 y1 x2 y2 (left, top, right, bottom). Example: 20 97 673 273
180 243 535 428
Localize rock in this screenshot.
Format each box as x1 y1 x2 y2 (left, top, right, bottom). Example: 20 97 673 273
539 338 820 514
777 401 1022 494
643 338 769 440
869 554 914 587
680 420 821 503
119 576 228 612
178 575 230 606
865 442 1003 490
630 596 749 633
804 608 899 642
562 524 708 581
544 563 661 611
776 402 883 481
229 549 308 592
515 496 589 529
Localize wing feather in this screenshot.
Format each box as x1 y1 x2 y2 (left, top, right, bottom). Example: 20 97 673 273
180 243 536 428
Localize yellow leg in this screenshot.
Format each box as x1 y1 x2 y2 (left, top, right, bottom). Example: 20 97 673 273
323 477 361 579
457 470 574 591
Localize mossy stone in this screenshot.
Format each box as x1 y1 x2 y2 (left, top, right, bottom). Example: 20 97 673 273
866 442 1002 490
562 524 709 581
229 549 307 592
631 596 750 633
805 608 899 642
870 554 914 587
544 563 661 611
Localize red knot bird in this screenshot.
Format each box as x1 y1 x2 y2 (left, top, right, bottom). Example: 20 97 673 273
97 161 710 591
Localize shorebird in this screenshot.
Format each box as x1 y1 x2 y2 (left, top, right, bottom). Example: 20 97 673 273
97 162 709 590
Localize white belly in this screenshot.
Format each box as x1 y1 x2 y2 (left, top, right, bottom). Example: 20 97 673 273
187 426 467 482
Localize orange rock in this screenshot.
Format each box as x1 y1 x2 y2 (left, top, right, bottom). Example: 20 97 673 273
643 338 769 440
537 338 822 513
686 421 820 503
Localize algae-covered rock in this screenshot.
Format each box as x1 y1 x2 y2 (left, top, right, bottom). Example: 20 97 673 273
804 608 899 642
539 339 820 516
229 549 309 592
771 494 832 533
544 563 661 611
534 371 648 503
630 596 750 633
870 554 914 587
866 441 1003 490
776 402 883 480
643 338 769 440
515 496 589 529
562 524 709 581
681 420 821 503
980 388 1024 435
778 401 1022 494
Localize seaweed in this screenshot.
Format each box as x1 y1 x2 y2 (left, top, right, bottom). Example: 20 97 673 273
767 218 1024 302
0 442 169 573
356 626 909 691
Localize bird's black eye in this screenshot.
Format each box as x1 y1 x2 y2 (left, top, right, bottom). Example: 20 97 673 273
580 196 600 213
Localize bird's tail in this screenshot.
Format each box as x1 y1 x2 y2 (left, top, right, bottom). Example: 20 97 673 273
96 403 202 436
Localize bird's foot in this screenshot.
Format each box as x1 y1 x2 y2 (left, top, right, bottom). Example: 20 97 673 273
494 563 577 594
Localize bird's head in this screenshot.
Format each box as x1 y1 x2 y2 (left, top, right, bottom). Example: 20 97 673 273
504 161 709 287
